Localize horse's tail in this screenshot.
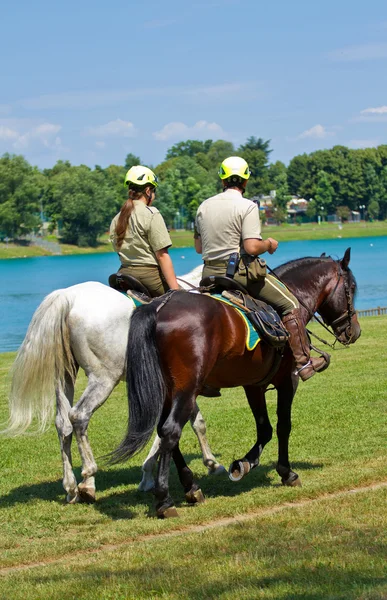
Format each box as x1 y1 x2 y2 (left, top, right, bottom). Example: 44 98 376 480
110 300 165 463
1 290 77 435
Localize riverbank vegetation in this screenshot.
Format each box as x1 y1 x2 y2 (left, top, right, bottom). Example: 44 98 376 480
1 220 387 259
2 140 387 252
0 316 386 597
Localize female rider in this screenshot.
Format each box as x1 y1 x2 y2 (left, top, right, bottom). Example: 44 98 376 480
109 165 179 297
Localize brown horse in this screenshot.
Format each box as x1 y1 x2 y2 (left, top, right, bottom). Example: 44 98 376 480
111 249 361 517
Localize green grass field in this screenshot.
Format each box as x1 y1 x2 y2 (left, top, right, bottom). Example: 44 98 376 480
1 221 387 258
0 317 386 598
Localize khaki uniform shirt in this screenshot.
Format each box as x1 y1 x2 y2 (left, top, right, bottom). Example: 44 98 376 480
195 189 262 261
110 201 172 266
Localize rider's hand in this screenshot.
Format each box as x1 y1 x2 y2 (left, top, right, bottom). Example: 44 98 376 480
266 238 278 254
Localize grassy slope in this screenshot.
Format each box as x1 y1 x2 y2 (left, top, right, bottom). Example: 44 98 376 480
1 221 387 258
0 317 386 597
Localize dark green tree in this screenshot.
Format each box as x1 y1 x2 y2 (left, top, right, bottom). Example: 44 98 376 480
315 170 335 217
367 199 380 220
166 140 213 160
238 137 272 197
364 163 383 219
124 153 141 170
336 206 351 222
268 161 287 190
0 154 44 239
44 165 115 246
287 154 313 197
272 171 291 223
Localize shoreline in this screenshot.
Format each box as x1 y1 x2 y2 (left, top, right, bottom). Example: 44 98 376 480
1 222 387 259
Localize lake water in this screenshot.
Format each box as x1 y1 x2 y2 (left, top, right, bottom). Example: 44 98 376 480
0 236 386 353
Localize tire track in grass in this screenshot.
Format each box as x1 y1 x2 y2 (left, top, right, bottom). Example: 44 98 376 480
1 480 386 576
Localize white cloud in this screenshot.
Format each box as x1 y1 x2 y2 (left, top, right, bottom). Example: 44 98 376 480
0 120 63 151
13 123 62 150
329 43 387 62
85 119 136 138
361 105 387 114
153 120 225 141
0 125 19 141
95 141 106 149
297 124 335 140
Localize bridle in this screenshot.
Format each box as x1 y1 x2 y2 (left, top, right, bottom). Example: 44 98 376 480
316 262 355 345
269 261 355 348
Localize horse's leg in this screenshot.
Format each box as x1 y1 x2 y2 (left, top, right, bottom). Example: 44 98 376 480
138 433 161 492
154 392 200 518
189 402 226 475
70 375 117 503
139 401 225 492
55 369 79 503
229 384 273 482
276 374 301 487
173 443 205 504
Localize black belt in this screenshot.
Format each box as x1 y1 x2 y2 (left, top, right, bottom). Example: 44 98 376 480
204 259 229 267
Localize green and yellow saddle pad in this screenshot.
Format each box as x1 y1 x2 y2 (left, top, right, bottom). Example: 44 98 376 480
127 292 260 352
209 293 260 351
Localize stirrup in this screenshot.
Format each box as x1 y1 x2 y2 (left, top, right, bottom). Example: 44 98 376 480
295 361 313 376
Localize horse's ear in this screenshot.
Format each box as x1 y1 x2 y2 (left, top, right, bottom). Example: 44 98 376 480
340 248 351 270
320 252 326 257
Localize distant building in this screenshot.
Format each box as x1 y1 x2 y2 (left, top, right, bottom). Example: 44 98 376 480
256 194 309 223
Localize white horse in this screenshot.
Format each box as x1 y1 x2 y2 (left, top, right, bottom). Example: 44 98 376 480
2 266 224 503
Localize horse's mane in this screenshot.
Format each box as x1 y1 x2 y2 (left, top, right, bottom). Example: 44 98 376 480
274 256 334 277
274 255 357 290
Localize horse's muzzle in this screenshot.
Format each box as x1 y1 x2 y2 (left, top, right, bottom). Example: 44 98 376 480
338 317 361 345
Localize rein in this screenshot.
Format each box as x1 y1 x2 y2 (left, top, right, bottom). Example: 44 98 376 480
267 261 354 348
176 276 197 290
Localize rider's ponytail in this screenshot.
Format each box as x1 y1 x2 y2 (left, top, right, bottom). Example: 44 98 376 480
115 188 142 250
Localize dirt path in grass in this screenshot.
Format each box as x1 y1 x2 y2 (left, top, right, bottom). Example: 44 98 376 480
1 480 386 576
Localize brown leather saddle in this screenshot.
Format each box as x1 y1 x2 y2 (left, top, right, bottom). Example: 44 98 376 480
200 276 289 349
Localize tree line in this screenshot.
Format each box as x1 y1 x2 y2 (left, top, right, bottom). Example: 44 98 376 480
1 139 387 247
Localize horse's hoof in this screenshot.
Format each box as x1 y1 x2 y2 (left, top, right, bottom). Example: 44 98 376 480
229 460 251 482
66 492 80 504
208 464 227 476
138 478 155 493
78 485 96 504
185 488 205 504
157 505 179 519
282 474 302 487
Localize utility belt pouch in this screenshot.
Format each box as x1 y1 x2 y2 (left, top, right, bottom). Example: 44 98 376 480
226 252 239 279
241 255 267 280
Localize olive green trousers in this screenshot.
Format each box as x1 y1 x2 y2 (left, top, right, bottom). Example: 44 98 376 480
118 265 169 298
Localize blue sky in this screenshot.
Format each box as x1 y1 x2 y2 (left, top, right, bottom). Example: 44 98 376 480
1 0 387 169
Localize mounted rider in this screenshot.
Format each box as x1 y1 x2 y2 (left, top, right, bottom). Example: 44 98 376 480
194 156 329 381
109 165 180 297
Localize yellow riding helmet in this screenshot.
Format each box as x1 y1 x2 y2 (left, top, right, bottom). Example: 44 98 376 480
124 165 159 188
218 156 251 180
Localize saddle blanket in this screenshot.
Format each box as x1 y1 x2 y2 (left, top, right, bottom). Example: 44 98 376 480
210 294 260 351
127 292 260 351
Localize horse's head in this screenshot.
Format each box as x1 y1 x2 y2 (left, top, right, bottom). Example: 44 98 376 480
317 248 361 345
